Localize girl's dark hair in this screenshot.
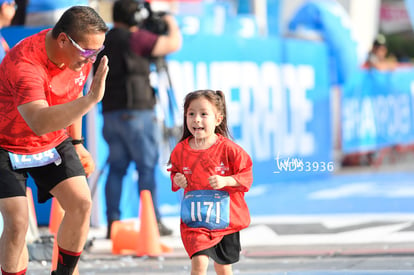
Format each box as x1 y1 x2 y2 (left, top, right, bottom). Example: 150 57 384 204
52 6 109 41
178 89 231 143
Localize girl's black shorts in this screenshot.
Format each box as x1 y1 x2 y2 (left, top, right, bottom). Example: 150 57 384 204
192 231 241 265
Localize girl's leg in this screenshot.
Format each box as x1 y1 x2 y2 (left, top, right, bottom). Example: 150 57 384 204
191 255 209 275
214 262 233 275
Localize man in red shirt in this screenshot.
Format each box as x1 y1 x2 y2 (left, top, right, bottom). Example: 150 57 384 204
0 6 108 275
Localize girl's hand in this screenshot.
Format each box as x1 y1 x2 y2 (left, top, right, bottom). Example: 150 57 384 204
208 175 227 189
208 175 239 189
173 173 187 189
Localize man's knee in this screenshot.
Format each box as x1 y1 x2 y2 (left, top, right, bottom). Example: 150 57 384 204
77 196 92 214
3 215 29 240
66 195 92 217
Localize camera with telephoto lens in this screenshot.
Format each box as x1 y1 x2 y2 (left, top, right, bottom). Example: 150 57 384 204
135 1 168 35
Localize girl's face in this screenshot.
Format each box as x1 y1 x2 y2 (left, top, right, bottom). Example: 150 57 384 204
374 45 388 60
186 97 223 143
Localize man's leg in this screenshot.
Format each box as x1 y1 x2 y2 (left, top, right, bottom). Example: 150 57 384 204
0 197 29 274
50 176 92 275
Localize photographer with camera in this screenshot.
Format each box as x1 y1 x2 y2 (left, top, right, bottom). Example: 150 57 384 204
94 0 182 239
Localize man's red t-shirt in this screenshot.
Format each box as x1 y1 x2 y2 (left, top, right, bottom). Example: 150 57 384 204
0 29 91 154
169 134 253 257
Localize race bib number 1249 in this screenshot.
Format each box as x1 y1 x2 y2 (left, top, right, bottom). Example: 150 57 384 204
8 148 62 170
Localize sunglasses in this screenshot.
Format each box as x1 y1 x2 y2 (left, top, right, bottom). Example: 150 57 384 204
66 34 104 62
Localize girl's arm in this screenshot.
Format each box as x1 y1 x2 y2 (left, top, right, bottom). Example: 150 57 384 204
208 175 239 189
209 146 253 191
167 156 185 192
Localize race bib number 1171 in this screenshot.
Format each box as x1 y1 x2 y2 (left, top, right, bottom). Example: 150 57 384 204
181 190 230 230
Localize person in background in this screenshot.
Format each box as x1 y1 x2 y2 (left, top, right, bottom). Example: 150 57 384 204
11 0 27 25
364 33 397 71
168 90 253 275
0 0 16 62
0 6 108 275
343 34 399 167
94 0 182 239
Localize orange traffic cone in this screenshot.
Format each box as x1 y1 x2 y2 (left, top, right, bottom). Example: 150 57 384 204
135 190 172 257
49 198 64 272
110 220 140 254
49 198 64 235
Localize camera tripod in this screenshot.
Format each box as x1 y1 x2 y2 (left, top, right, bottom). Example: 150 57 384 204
150 56 182 165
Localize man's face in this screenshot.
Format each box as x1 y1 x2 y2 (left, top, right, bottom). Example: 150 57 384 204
64 32 106 71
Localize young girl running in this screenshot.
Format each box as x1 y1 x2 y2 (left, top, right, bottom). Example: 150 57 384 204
168 89 253 275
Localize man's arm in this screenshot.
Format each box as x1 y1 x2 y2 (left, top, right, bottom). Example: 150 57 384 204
150 14 182 57
66 91 84 140
17 56 109 136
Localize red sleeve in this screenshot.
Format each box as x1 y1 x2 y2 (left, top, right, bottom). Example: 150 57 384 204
167 145 181 192
230 147 253 192
9 59 48 107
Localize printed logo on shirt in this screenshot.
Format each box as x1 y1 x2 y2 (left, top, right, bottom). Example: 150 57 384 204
215 162 229 175
74 71 86 86
183 167 192 175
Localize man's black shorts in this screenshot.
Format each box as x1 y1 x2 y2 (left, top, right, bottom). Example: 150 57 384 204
192 232 241 265
0 138 86 203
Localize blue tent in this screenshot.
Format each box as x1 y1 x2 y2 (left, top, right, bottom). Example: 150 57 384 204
288 0 359 85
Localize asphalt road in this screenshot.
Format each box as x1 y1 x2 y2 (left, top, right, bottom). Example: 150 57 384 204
25 159 414 274
26 254 414 274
